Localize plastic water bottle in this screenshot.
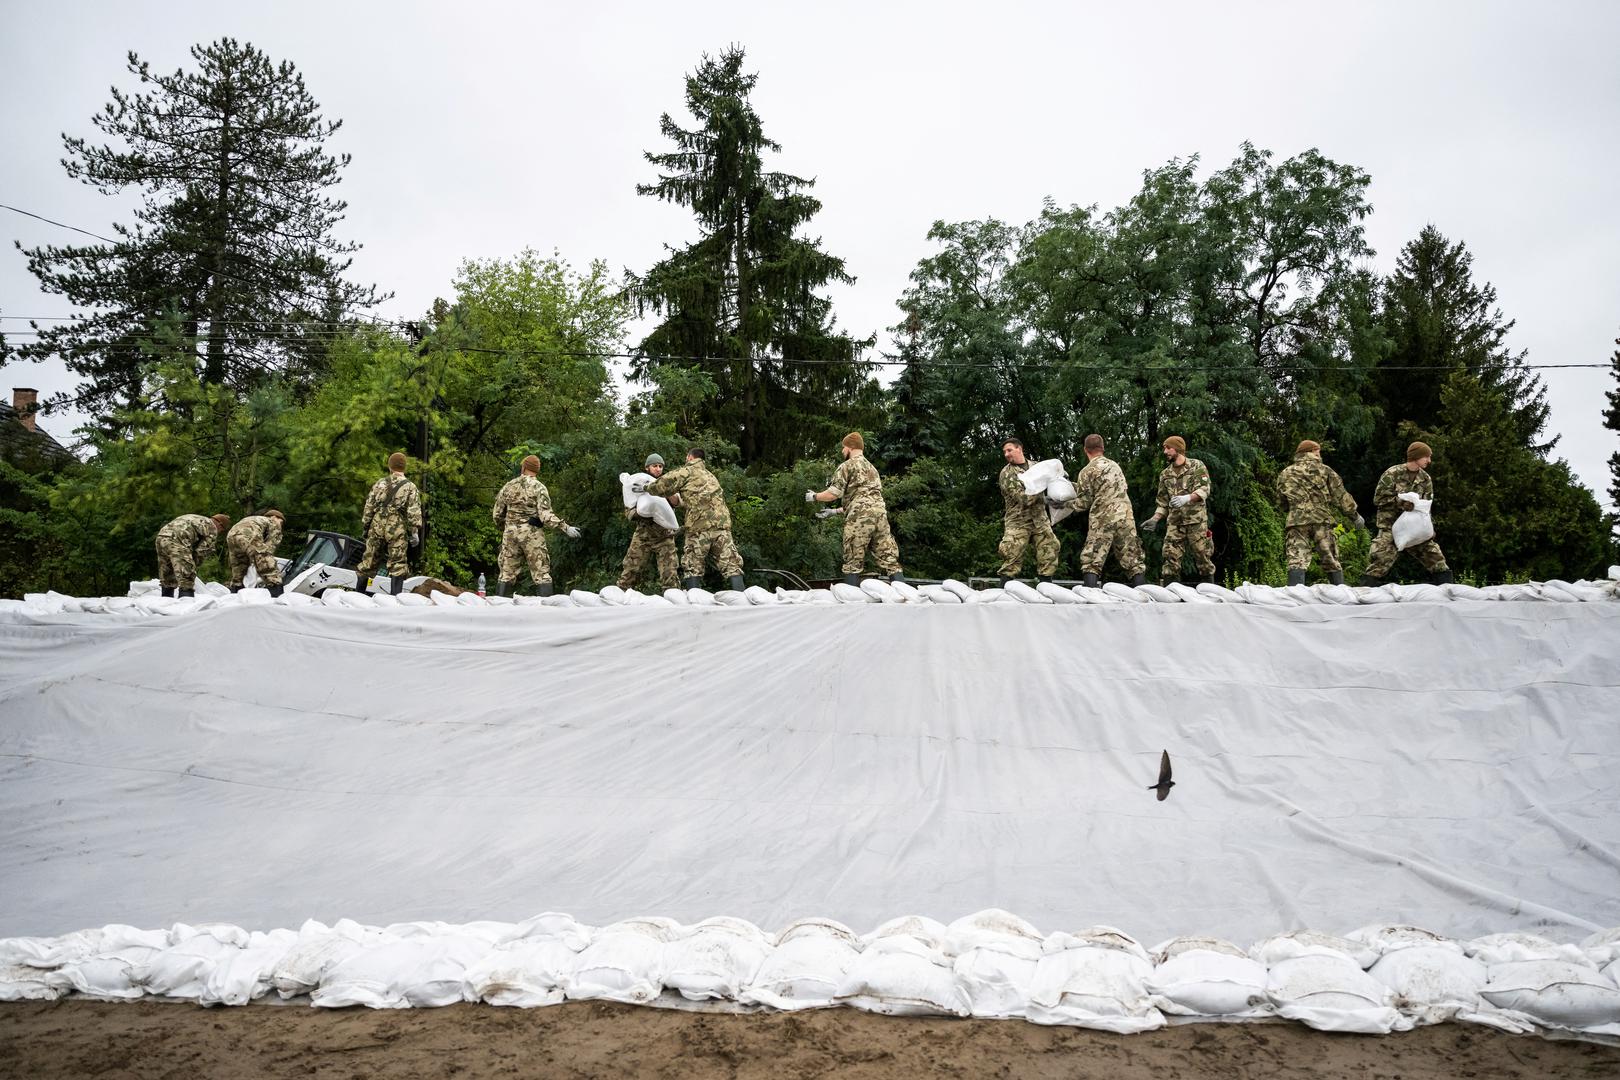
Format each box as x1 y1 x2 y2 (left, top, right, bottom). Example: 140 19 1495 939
477 572 486 597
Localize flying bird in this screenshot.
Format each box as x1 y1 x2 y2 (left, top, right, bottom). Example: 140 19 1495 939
1148 750 1175 801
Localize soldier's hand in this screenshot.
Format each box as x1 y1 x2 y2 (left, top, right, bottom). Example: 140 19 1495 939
1354 513 1365 529
629 480 650 494
409 530 421 548
1398 492 1419 507
564 525 582 539
1170 494 1192 508
1140 516 1161 532
804 489 818 503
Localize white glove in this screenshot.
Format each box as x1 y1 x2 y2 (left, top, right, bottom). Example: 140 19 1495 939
1170 494 1192 508
1140 516 1161 532
1354 513 1365 529
815 507 843 519
804 490 818 503
409 530 420 548
564 525 581 539
1397 492 1419 507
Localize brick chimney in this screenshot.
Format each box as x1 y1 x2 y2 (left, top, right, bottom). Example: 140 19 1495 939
12 388 38 432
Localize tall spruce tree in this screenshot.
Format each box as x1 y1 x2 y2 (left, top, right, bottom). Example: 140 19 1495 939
626 46 875 468
17 39 382 422
1605 333 1620 515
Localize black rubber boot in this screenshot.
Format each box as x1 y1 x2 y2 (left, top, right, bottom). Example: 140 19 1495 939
727 575 746 592
228 584 242 593
537 581 555 597
1129 573 1146 588
1432 569 1453 585
268 584 284 598
1329 571 1344 586
177 587 195 599
681 576 702 590
1287 569 1307 586
1358 573 1383 588
160 586 175 598
495 580 513 598
997 575 1012 587
889 571 906 583
390 576 405 596
1200 572 1216 585
842 573 861 586
1082 573 1100 589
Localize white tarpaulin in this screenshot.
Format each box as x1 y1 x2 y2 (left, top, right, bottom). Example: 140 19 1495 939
2 600 1618 949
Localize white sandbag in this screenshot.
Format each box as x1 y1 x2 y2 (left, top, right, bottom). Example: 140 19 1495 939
396 591 433 607
1235 583 1298 607
1036 582 1083 604
942 910 1043 958
1252 931 1378 969
272 919 390 999
889 579 926 604
1584 928 1620 968
1026 934 1164 1031
1136 583 1181 603
683 588 717 607
919 584 962 604
1396 583 1447 603
970 587 1013 604
830 582 874 604
1194 581 1241 603
1346 925 1456 957
859 578 903 604
634 493 680 531
1102 582 1151 604
497 912 593 951
464 938 577 1007
1070 584 1122 604
1145 948 1270 1017
945 911 1045 1019
1267 953 1401 1033
1017 458 1066 496
127 579 161 597
804 588 839 604
1164 583 1213 604
741 919 860 1011
863 915 949 951
202 928 298 1005
1442 582 1488 601
662 588 690 605
426 589 460 607
1546 578 1605 603
834 934 969 1017
1285 583 1328 605
313 934 489 1008
1003 580 1051 604
1466 932 1587 966
0 962 61 1000
940 578 976 601
597 585 629 605
1151 936 1246 963
569 589 606 607
453 591 487 607
619 471 652 509
566 918 676 1004
134 925 248 999
1368 945 1489 1025
43 926 169 1000
1044 476 1077 504
369 591 402 608
713 589 751 607
662 917 772 1001
743 586 778 605
1313 583 1360 605
1391 497 1434 550
1479 960 1620 1031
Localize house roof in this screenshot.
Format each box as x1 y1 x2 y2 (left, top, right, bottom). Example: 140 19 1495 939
1 400 74 466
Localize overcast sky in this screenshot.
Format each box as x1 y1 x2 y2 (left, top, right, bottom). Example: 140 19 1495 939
2 0 1616 507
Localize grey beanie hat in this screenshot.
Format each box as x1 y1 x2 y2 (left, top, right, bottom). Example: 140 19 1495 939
644 453 665 468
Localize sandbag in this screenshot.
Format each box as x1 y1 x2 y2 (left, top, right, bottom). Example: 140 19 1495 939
313 934 488 1008
858 579 903 604
1036 582 1083 604
713 589 751 607
1003 580 1051 604
940 579 976 602
619 472 652 509
1479 960 1620 1031
634 493 680 531
743 586 778 605
945 911 1045 1020
889 580 926 604
569 589 606 607
272 919 390 999
596 585 630 605
201 928 297 1006
1368 945 1488 1026
741 919 860 1011
1017 459 1066 496
1102 582 1151 604
464 939 577 1007
918 584 962 604
662 918 772 1002
830 582 874 603
1026 933 1164 1031
1136 583 1180 603
1265 953 1401 1033
1145 948 1270 1017
565 918 676 1005
834 934 969 1017
1392 497 1435 551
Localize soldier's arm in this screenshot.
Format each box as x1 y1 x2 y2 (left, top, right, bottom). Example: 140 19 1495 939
492 484 507 525
1329 472 1357 518
645 468 679 498
1155 469 1171 515
1067 467 1096 512
360 486 376 534
406 486 424 530
1191 462 1211 503
1372 469 1396 515
1273 469 1289 508
533 485 566 530
268 519 282 549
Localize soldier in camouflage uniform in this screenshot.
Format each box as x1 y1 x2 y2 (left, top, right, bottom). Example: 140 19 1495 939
643 447 745 591
154 512 232 598
225 509 286 595
1274 440 1363 585
995 438 1059 584
356 452 425 594
491 454 580 596
1362 441 1451 586
617 453 679 593
1140 435 1215 585
807 432 904 585
1062 434 1146 588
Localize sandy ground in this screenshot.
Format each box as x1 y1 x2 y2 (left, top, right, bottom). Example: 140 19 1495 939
4 1001 1620 1079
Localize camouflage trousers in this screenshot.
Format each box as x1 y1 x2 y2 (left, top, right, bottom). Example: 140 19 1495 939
154 530 202 589
843 510 901 575
683 528 744 578
226 537 282 588
497 523 551 585
1160 520 1215 582
357 519 411 579
1080 515 1145 577
1284 524 1342 572
1366 529 1448 578
998 517 1059 577
618 526 679 591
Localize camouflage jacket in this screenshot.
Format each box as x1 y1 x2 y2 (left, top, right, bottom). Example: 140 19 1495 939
1155 457 1211 526
493 474 566 531
1373 463 1433 528
648 460 731 533
160 514 221 558
362 474 423 534
1068 455 1134 524
227 515 283 551
829 453 887 519
999 462 1046 527
1275 453 1359 527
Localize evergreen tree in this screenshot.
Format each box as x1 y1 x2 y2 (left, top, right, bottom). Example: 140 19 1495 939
626 46 876 468
17 39 383 422
1605 333 1620 515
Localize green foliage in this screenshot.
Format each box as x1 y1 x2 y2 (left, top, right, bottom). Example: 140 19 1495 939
1228 472 1287 586
1605 333 1620 521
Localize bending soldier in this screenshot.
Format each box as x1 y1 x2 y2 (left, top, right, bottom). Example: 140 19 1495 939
226 509 286 595
617 453 679 593
642 447 745 592
1141 435 1215 585
356 452 424 595
1275 440 1362 585
154 512 232 598
491 454 580 597
1362 441 1451 586
995 438 1059 585
807 432 904 586
1063 434 1146 588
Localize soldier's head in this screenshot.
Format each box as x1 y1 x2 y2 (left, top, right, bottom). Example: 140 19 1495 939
841 432 864 459
210 513 232 533
1295 440 1321 459
1162 435 1186 463
1406 441 1432 470
686 446 706 464
387 452 407 474
1083 434 1105 459
521 454 541 476
643 453 665 478
263 509 285 523
1001 438 1026 466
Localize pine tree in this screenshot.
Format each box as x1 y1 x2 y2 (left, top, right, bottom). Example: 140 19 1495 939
626 46 875 468
1605 333 1620 514
17 39 383 421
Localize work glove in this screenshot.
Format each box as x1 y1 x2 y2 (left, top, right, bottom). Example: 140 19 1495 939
408 530 420 548
804 489 818 503
629 479 650 494
1397 492 1419 507
1140 516 1161 532
1170 494 1192 508
815 507 843 519
1354 513 1365 529
564 525 581 539
526 516 542 529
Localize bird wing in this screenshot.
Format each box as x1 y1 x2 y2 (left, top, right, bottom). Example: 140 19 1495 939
1158 750 1172 786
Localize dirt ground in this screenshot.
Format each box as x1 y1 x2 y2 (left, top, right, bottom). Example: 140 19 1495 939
4 1001 1620 1080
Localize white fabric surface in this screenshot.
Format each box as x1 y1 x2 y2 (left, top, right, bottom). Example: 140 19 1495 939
1 601 1618 949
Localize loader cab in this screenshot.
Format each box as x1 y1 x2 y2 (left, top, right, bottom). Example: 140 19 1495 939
283 530 365 580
